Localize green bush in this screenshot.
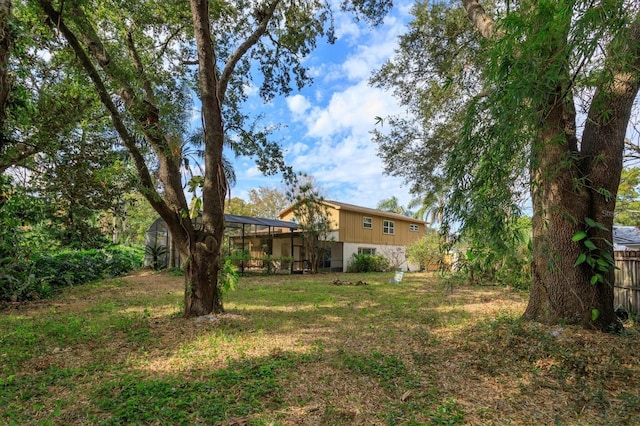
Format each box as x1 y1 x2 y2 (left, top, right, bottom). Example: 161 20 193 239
407 232 444 271
0 257 51 302
346 253 390 273
33 246 144 288
1 246 144 302
144 244 168 270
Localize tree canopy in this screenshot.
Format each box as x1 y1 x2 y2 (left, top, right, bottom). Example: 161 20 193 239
4 0 392 316
615 167 640 226
374 0 640 330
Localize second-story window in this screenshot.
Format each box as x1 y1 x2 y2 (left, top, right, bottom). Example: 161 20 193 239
383 220 395 235
363 216 372 229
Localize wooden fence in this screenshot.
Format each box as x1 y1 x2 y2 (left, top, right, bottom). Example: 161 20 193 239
614 250 640 315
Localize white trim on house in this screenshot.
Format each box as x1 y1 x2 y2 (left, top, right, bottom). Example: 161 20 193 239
343 243 419 272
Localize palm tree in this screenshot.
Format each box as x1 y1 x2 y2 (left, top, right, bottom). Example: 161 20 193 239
184 132 236 189
376 196 412 216
409 179 448 229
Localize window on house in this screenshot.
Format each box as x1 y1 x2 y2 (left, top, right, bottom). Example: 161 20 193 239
358 248 376 255
409 224 419 232
363 216 372 229
383 220 395 235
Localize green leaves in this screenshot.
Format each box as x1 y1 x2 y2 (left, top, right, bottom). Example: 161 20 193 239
572 217 614 285
584 239 597 251
218 259 238 295
572 231 587 242
574 253 587 266
584 217 607 231
615 167 640 225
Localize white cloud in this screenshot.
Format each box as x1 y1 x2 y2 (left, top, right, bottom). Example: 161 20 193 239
334 13 362 42
302 81 401 140
228 1 416 210
285 141 311 156
245 165 262 178
189 106 201 127
286 94 311 117
341 17 406 81
243 82 259 97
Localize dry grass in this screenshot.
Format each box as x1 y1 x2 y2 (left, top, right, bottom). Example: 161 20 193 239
1 270 639 425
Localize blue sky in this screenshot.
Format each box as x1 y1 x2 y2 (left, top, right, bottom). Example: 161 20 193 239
195 1 640 214
221 1 415 210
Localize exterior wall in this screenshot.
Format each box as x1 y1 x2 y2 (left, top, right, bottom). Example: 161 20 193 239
280 204 424 247
279 201 427 272
338 209 424 247
280 210 295 222
343 243 419 272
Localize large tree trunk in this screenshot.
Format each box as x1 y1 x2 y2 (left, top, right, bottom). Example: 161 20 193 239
184 231 224 316
524 14 640 331
461 0 640 332
525 98 619 330
184 0 229 317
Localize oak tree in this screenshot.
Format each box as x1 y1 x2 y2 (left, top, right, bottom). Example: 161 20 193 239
375 0 639 331
247 186 288 219
29 0 390 316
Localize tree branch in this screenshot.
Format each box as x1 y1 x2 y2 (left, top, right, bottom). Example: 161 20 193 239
461 0 499 39
125 26 156 104
583 15 640 157
36 0 173 219
54 1 191 228
218 0 282 102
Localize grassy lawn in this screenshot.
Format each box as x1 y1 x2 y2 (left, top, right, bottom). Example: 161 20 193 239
1 270 639 425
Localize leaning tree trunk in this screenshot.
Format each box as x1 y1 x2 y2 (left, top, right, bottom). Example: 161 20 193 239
525 96 619 330
524 18 640 331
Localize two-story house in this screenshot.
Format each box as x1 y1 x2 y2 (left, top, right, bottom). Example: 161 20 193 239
146 200 428 273
277 200 427 272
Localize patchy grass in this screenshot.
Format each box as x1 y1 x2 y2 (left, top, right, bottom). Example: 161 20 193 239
1 270 639 425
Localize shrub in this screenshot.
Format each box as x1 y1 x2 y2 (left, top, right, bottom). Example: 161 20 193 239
1 246 144 302
346 253 390 273
144 244 168 270
0 257 52 302
407 232 444 271
33 246 144 288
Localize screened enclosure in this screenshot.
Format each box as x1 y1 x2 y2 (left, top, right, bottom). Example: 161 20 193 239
144 214 300 272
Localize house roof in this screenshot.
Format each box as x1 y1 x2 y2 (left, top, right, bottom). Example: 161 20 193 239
149 214 299 233
279 199 427 224
613 225 640 248
325 200 427 223
224 214 299 230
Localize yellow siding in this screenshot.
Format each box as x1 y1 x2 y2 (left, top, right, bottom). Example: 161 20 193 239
279 202 425 246
339 210 423 246
328 207 340 230
278 205 340 231
280 210 295 222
